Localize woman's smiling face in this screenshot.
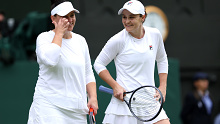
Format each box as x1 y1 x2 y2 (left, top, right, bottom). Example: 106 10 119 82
121 9 144 34
61 11 76 31
53 11 76 31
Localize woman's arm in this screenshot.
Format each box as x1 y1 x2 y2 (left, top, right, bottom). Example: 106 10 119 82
158 73 168 102
51 17 69 47
155 30 168 102
98 69 126 101
86 82 98 115
94 35 125 101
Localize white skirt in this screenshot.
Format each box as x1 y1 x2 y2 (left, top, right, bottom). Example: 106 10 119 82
102 96 169 124
27 97 87 124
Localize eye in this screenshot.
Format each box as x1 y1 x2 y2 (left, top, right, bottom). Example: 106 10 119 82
63 16 68 19
70 13 75 18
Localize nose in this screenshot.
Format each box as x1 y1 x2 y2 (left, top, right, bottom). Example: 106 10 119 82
125 18 130 24
67 17 72 22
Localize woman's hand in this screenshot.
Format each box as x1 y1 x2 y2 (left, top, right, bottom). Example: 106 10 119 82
158 73 168 102
113 84 126 101
87 97 98 115
158 86 166 102
52 17 69 36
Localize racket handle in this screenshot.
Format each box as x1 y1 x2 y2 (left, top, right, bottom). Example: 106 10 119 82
99 85 113 95
90 108 94 113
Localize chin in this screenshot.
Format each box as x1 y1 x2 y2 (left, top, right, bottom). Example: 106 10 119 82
68 27 74 31
124 26 133 31
125 28 133 33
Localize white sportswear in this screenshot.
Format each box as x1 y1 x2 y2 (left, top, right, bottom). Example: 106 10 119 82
94 26 169 123
34 30 95 114
94 26 168 91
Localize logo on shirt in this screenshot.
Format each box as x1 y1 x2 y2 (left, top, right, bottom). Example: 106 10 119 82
149 45 153 50
127 1 133 5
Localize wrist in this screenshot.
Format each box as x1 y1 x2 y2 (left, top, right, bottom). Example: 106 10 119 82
53 29 64 37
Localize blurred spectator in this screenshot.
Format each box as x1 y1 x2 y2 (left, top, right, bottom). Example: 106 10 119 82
214 100 220 124
181 72 213 124
0 11 5 21
0 10 18 65
0 10 18 39
0 10 6 39
11 11 51 61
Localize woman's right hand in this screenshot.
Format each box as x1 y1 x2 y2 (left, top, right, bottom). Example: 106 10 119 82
113 84 126 101
52 17 69 36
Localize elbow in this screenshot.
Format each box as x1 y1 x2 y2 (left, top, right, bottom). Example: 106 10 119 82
93 61 106 75
93 61 99 74
38 54 60 67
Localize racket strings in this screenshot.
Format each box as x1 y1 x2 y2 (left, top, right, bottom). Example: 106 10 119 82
130 87 162 120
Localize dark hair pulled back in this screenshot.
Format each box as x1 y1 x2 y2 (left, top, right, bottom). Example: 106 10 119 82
50 0 68 11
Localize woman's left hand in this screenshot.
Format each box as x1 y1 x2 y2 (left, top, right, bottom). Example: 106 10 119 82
158 86 166 102
87 97 98 115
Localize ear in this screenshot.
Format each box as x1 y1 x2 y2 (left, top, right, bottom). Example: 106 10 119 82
51 15 55 22
142 14 146 22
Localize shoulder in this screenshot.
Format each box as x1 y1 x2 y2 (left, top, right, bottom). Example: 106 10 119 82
107 29 127 44
71 32 89 50
36 31 55 42
144 26 163 46
71 32 86 41
71 32 87 45
37 31 53 38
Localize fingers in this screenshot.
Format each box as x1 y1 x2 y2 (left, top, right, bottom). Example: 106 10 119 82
53 18 69 34
87 98 98 115
93 109 98 115
88 106 98 115
61 18 69 29
113 86 126 101
58 18 69 29
114 92 124 101
158 87 166 102
154 91 161 101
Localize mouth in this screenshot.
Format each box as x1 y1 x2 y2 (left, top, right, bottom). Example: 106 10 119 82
68 23 74 27
124 23 133 27
125 24 133 28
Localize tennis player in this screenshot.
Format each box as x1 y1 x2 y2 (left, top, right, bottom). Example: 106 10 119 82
27 0 98 123
94 0 170 124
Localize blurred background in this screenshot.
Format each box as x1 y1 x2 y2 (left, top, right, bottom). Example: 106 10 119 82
0 0 220 124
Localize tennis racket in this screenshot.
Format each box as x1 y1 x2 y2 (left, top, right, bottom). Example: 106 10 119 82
89 108 96 124
99 85 163 122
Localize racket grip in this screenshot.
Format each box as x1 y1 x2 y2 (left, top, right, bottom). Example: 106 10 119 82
99 85 113 95
90 108 93 113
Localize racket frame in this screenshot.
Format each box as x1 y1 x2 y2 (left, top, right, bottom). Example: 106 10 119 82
99 85 164 122
127 85 164 122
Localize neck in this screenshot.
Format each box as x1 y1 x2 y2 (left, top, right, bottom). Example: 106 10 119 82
129 26 145 39
63 31 72 39
197 89 208 96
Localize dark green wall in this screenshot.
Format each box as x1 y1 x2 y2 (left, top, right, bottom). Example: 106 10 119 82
1 0 220 68
1 0 220 123
0 58 181 124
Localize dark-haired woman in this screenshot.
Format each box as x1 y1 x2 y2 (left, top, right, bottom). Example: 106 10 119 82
27 0 98 123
